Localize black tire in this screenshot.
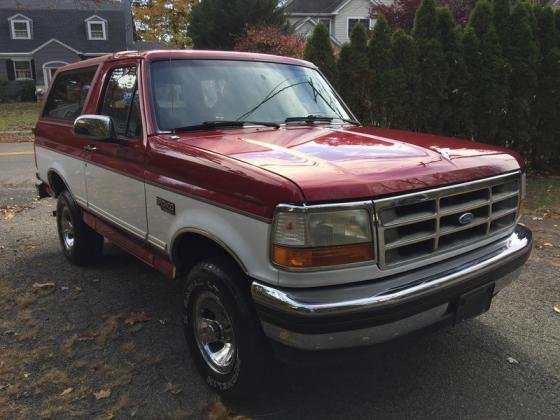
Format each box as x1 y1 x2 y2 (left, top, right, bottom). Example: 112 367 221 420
56 190 104 265
183 257 270 400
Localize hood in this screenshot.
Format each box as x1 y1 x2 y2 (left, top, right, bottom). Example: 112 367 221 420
168 125 523 203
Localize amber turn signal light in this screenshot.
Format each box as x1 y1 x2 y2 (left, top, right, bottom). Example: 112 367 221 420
272 243 374 268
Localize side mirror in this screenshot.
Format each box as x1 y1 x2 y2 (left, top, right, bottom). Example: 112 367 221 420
73 115 115 141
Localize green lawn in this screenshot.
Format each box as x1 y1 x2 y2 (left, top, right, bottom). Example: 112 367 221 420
0 102 41 132
526 176 560 213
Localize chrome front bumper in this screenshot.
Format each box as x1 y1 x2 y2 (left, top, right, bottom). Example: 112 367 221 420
251 225 532 351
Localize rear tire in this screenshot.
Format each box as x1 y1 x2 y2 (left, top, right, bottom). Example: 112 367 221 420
56 190 103 265
183 257 270 400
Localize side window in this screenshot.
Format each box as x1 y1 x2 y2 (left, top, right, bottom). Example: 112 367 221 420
100 66 142 139
43 66 97 121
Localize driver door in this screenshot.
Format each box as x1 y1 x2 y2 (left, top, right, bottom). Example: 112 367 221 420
84 63 148 239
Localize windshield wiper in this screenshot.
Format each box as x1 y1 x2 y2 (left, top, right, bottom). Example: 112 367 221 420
285 115 359 125
172 120 280 132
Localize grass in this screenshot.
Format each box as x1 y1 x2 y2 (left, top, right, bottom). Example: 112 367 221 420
526 176 560 213
0 102 40 132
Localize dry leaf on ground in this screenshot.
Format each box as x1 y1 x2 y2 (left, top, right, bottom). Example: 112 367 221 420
553 305 560 314
164 382 183 395
60 387 73 396
506 357 519 364
543 242 554 247
32 282 55 289
124 312 152 325
94 389 111 400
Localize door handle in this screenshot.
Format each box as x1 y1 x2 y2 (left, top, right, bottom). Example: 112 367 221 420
83 144 97 152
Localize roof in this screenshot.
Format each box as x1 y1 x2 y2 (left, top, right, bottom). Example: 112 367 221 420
0 8 127 54
59 50 317 70
0 0 123 10
285 0 344 14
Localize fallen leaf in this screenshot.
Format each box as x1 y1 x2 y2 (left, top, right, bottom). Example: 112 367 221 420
506 356 519 365
553 305 560 314
23 373 30 378
32 282 55 289
0 384 9 390
60 387 73 396
124 312 151 326
543 242 554 247
74 287 82 292
165 382 183 395
94 389 111 400
77 334 96 342
23 244 38 251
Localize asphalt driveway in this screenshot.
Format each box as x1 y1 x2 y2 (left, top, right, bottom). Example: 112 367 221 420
1 143 559 418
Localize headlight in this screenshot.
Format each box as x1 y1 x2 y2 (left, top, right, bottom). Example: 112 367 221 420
271 203 375 269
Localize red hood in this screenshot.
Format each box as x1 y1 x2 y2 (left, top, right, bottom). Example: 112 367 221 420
168 125 523 203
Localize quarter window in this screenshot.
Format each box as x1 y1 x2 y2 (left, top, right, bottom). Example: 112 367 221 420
100 66 142 139
43 66 97 121
13 60 33 80
11 19 31 39
348 18 370 37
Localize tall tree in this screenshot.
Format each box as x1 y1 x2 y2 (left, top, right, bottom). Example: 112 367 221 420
338 23 370 122
132 0 194 48
491 0 511 47
501 2 538 156
188 0 286 50
368 15 393 126
412 0 449 133
532 6 559 167
461 26 480 138
304 23 338 84
464 0 508 144
436 6 468 137
370 0 475 31
387 29 418 130
556 9 560 47
469 0 494 38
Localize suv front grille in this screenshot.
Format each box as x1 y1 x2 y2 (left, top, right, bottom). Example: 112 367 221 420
374 172 521 268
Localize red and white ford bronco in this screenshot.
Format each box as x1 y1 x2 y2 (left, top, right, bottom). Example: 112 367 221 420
35 50 532 397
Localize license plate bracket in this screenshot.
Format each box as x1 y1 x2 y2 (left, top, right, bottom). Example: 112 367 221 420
454 283 495 324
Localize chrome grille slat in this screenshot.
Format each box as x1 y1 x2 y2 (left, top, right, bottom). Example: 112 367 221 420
439 200 491 215
375 172 521 268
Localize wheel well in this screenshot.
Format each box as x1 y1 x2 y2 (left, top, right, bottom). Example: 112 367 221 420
173 232 246 278
48 171 67 197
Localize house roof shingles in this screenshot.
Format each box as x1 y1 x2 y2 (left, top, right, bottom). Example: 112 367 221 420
285 0 344 14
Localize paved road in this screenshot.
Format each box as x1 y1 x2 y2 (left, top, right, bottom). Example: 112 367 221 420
0 146 559 418
0 142 35 207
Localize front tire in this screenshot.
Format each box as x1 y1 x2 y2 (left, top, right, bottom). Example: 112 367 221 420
183 257 269 400
56 190 103 265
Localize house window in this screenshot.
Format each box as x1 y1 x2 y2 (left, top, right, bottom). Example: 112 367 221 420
14 60 33 80
87 20 107 40
348 18 370 37
318 18 331 34
11 19 31 39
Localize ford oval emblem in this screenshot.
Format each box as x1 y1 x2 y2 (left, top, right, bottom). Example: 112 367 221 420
458 212 475 225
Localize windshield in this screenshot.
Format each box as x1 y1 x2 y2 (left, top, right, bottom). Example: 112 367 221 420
150 59 354 131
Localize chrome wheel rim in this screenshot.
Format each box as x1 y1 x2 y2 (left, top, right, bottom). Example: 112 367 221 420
61 206 75 250
193 291 236 374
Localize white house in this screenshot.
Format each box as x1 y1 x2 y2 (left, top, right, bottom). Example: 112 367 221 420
285 0 392 46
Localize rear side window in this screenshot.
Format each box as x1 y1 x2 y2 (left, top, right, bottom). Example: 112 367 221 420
43 66 97 121
100 66 142 139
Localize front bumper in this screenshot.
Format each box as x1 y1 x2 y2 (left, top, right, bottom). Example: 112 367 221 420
251 225 532 350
